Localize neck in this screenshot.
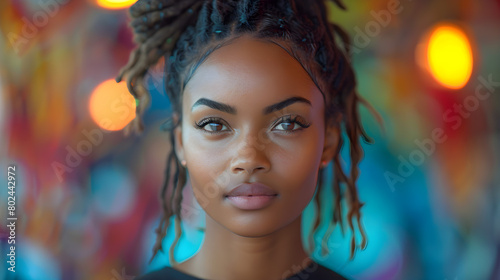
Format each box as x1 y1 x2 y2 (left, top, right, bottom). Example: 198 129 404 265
187 214 312 280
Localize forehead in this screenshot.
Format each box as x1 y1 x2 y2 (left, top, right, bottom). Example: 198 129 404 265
183 35 323 112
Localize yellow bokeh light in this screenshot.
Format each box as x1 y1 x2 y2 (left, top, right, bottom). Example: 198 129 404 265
426 24 473 89
96 0 137 10
89 79 136 131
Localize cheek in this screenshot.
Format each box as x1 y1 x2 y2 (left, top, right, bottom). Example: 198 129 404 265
182 129 228 208
274 127 324 197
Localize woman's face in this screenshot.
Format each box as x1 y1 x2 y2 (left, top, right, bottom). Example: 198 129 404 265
175 35 337 237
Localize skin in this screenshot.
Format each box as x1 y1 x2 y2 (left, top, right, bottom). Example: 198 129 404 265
173 34 339 280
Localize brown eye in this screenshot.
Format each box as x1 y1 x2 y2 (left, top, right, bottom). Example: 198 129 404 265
205 123 226 132
272 115 311 133
274 122 299 131
194 117 230 134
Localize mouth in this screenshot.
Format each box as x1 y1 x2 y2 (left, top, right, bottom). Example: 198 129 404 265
224 182 278 210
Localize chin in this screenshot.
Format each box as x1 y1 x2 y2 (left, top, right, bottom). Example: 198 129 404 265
224 220 286 238
210 205 301 237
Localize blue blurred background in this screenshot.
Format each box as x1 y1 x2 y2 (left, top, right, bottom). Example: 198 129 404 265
0 0 499 279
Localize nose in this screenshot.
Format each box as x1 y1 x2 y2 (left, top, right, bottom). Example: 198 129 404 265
230 134 271 175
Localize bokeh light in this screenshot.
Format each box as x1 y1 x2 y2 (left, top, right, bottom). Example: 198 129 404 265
425 24 474 89
89 79 136 131
95 0 137 10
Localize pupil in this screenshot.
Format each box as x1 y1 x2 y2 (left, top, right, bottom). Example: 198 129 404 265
282 123 293 130
208 123 220 131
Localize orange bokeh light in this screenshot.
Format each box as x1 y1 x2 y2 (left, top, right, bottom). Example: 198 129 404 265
89 79 136 131
425 24 473 89
95 0 137 10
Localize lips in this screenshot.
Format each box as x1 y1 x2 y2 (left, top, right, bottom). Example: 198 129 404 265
225 182 278 197
225 183 278 210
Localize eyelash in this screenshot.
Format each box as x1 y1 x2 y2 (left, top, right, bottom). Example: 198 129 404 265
194 115 311 135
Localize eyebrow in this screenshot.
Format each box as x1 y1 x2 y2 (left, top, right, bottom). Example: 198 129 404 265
191 96 312 115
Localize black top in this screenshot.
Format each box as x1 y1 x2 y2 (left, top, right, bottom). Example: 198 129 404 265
134 261 348 280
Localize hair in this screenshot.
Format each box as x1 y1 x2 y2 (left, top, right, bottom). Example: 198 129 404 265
116 0 376 265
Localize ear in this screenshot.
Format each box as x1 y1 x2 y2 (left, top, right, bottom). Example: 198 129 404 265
321 122 341 165
172 112 185 163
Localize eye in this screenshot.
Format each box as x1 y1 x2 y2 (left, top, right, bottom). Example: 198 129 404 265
274 122 300 131
272 115 311 133
194 117 230 134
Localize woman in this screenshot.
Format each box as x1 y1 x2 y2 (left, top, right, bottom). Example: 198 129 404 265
116 0 373 279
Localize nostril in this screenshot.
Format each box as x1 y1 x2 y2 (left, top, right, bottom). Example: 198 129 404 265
231 161 270 174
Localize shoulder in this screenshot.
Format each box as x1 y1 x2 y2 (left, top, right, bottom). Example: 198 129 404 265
134 266 203 280
286 262 350 280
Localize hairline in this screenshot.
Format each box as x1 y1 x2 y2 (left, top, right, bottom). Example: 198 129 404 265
180 33 328 107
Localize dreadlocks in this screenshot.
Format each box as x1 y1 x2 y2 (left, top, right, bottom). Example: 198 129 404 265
116 0 373 265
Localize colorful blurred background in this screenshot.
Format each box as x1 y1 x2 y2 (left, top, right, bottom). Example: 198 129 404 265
1 0 499 279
